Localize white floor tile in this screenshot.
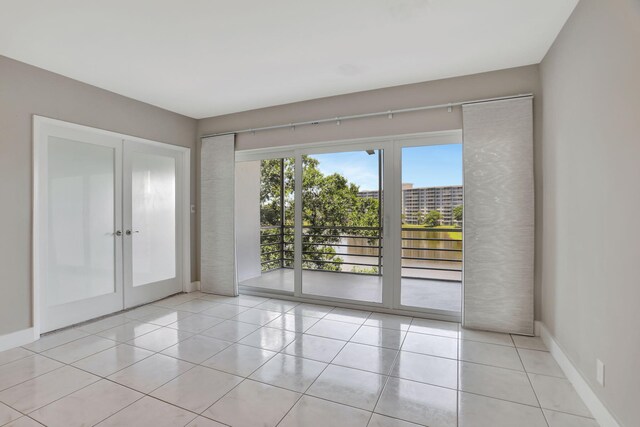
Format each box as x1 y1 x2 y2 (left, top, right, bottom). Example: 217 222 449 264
333 342 398 375
0 348 34 367
161 334 231 364
350 325 407 350
543 409 600 427
3 298 596 427
107 353 194 394
151 366 243 413
127 327 193 352
0 355 63 392
375 377 457 427
459 340 524 371
76 314 129 334
138 309 193 327
200 320 260 342
4 416 44 427
401 332 457 359
225 295 270 308
196 294 238 304
72 344 154 377
459 329 514 346
232 308 282 326
96 321 161 342
265 313 319 333
368 413 423 427
29 379 142 427
203 379 300 427
238 327 298 351
511 335 547 351
458 362 538 406
458 391 547 427
23 329 89 353
391 351 457 389
408 318 459 338
0 401 22 425
254 299 299 313
250 353 326 392
185 416 226 427
200 304 250 319
96 396 196 427
305 319 361 341
124 305 172 320
518 349 564 377
153 293 199 308
174 299 218 313
41 335 116 364
166 314 224 333
306 364 386 411
324 307 371 325
286 303 334 318
279 395 370 427
282 334 346 363
0 365 99 413
365 313 413 331
529 373 592 417
202 343 277 377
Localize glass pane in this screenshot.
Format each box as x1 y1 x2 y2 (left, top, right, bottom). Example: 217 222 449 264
236 157 295 292
400 144 463 313
47 137 116 306
131 151 176 286
302 150 383 303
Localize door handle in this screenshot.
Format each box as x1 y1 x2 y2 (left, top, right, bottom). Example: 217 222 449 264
115 230 122 236
125 230 140 236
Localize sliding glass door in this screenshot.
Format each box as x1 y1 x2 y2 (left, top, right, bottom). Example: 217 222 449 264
236 131 462 318
235 154 296 294
299 147 387 304
394 141 463 315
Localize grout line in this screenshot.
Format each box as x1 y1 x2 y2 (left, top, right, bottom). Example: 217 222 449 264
366 318 410 426
514 337 550 427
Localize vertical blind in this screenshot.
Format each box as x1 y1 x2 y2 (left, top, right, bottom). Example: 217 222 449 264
200 134 237 296
462 97 534 335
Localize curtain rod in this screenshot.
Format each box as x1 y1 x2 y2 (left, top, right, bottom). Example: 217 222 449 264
201 93 533 138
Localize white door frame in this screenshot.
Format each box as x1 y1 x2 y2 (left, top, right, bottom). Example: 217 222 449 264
33 116 191 337
235 130 463 320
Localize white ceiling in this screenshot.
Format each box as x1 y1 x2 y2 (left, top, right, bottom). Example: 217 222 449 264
0 0 577 119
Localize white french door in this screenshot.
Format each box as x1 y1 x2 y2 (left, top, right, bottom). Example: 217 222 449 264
39 123 125 332
123 140 183 308
36 118 185 333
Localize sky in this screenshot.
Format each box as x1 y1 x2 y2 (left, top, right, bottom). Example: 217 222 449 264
311 144 462 191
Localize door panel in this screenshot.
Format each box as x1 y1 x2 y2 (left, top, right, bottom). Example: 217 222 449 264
297 145 391 306
123 140 183 308
41 126 123 332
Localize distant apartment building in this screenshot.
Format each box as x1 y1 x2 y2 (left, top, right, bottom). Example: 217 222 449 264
358 183 463 225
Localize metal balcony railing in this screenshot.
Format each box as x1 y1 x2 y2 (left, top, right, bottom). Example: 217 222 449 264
260 225 462 281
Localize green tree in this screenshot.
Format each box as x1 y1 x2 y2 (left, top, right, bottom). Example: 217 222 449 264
423 210 442 227
453 205 463 222
260 156 380 273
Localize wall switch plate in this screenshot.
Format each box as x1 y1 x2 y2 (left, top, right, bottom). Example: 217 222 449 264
596 359 605 386
191 204 196 214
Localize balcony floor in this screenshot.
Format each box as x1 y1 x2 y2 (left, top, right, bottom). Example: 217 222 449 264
239 268 461 314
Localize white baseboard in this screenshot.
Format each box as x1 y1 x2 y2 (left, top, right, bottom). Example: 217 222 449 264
537 322 621 427
0 327 36 352
184 281 200 293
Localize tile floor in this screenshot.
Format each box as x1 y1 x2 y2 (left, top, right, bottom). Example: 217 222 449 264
0 292 599 427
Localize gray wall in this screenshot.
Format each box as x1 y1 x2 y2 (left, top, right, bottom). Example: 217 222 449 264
198 64 544 319
540 0 640 425
0 55 198 336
